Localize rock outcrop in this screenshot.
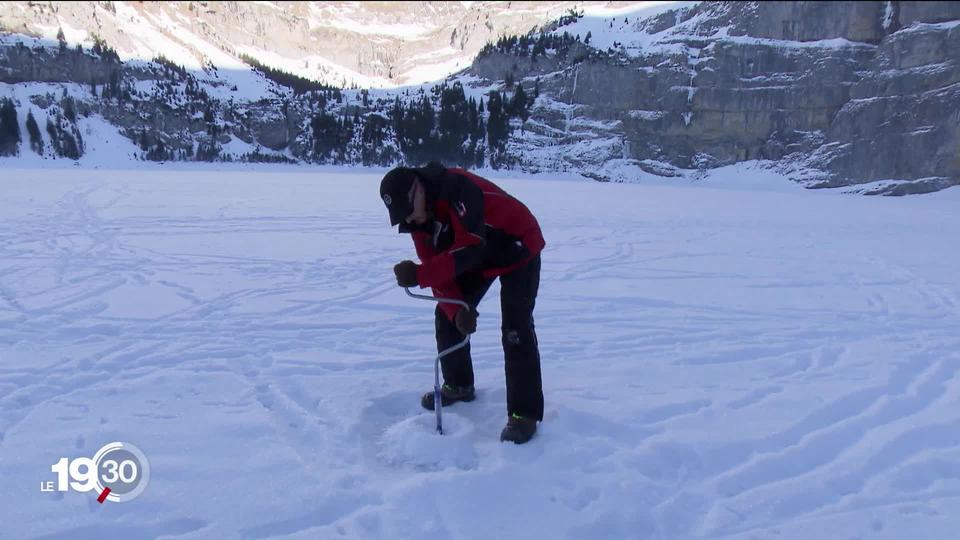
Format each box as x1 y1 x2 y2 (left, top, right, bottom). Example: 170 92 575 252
474 1 960 193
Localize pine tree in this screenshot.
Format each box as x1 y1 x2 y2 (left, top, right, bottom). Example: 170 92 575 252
510 84 529 121
45 117 63 157
468 97 478 138
310 110 341 162
419 93 435 139
0 98 21 156
390 96 404 140
26 109 43 154
61 131 80 160
486 91 509 154
475 144 485 169
438 82 468 163
63 97 77 123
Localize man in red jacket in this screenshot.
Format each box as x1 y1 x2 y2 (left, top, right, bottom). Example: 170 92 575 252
380 162 545 444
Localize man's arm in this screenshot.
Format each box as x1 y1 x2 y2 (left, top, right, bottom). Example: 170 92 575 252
410 229 465 321
416 174 487 288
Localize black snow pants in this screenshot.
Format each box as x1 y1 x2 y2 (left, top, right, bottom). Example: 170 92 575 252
435 255 543 421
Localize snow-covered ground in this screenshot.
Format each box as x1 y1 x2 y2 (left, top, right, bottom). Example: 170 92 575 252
1 167 959 539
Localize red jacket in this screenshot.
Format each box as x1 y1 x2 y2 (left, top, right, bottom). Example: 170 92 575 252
403 163 545 320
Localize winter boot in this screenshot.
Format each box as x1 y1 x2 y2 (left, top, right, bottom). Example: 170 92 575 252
500 413 537 444
421 384 476 411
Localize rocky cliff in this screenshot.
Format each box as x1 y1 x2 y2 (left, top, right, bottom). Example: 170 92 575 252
474 1 960 193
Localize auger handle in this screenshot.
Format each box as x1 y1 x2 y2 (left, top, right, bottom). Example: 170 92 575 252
404 288 471 434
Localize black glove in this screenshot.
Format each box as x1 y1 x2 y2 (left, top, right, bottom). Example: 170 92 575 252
455 306 478 335
393 260 419 287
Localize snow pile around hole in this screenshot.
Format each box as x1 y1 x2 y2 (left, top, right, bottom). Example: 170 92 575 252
378 412 478 471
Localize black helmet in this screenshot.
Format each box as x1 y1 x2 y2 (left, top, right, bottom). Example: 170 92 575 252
379 167 417 226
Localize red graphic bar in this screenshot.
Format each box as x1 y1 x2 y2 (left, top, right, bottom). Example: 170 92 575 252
97 487 111 504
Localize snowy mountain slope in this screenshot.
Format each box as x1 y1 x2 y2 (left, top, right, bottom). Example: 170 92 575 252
3 80 141 166
1 1 958 193
0 167 959 538
0 1 646 88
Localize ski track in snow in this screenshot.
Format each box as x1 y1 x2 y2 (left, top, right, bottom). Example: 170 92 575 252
0 168 959 539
